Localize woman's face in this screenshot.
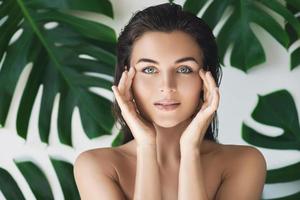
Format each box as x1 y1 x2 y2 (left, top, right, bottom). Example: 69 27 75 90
130 30 204 127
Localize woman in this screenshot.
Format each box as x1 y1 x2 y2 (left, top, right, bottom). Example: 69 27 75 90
74 3 267 200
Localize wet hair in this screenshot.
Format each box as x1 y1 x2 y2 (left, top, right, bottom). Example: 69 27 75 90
111 2 223 145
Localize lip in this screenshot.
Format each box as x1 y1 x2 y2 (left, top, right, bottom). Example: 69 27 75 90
154 99 180 106
154 103 180 111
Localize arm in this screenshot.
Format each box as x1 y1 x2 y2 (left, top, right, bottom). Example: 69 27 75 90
215 146 267 200
133 144 162 200
178 68 219 199
178 147 209 200
74 151 126 200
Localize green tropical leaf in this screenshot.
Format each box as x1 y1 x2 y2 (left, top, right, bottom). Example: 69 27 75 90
50 158 80 200
183 0 300 72
242 89 300 199
0 0 116 146
111 130 124 147
182 0 207 15
285 2 300 70
15 160 54 199
266 161 300 183
25 0 113 18
242 89 300 149
0 167 26 200
14 158 79 200
291 47 300 70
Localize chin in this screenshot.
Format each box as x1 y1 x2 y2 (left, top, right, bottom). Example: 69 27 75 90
152 117 186 128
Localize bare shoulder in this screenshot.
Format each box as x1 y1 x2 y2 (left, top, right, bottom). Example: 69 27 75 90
217 143 267 169
74 147 120 181
213 143 267 199
73 147 127 199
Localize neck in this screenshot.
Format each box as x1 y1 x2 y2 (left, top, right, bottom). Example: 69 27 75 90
130 117 210 169
153 118 192 169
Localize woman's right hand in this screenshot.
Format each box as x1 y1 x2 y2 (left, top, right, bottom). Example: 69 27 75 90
111 66 157 146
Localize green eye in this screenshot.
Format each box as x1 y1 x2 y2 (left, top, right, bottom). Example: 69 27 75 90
177 66 193 73
142 66 157 74
142 66 193 74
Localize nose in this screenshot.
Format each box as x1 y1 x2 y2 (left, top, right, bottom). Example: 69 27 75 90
159 72 177 93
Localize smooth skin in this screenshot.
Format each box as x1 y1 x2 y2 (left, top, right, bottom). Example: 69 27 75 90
112 66 157 146
74 31 267 200
114 66 219 200
112 66 162 200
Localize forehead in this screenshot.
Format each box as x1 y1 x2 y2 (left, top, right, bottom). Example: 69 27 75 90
130 31 203 65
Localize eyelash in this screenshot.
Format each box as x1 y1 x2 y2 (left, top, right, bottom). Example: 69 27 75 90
141 65 193 74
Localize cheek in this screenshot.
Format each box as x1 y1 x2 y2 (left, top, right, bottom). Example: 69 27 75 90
178 76 203 116
179 76 202 98
132 75 153 98
130 74 203 124
131 75 153 116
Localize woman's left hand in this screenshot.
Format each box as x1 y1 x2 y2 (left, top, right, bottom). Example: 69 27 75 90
179 68 220 150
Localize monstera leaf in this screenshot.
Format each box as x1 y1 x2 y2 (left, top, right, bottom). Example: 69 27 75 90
286 3 300 70
183 0 300 72
111 130 124 147
0 158 79 200
242 89 300 199
0 0 116 146
0 167 26 200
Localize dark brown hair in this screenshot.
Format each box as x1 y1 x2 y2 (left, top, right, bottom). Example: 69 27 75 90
112 2 223 145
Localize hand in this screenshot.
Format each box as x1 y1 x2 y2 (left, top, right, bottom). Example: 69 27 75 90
111 66 157 146
179 68 220 150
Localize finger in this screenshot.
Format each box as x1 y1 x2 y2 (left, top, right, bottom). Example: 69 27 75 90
118 69 128 95
199 69 210 101
211 87 220 110
205 87 219 114
206 72 219 106
206 70 218 91
199 68 209 88
112 85 128 114
125 66 135 100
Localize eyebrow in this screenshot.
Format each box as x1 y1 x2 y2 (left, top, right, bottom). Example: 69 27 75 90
136 57 199 65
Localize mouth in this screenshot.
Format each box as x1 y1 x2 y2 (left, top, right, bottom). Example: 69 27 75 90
154 103 181 111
